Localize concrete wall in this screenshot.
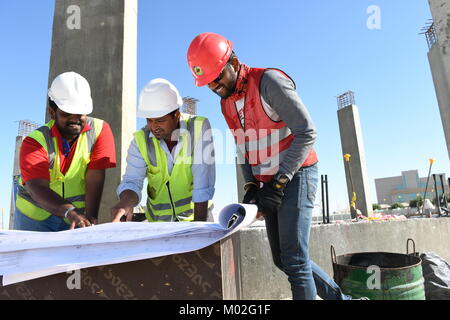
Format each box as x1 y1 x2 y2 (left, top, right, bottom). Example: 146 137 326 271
337 105 373 217
47 0 137 223
235 218 450 300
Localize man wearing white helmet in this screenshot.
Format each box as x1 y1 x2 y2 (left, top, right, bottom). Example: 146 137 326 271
111 78 215 222
14 72 117 231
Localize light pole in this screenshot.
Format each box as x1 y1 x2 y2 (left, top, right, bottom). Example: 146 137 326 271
422 158 435 214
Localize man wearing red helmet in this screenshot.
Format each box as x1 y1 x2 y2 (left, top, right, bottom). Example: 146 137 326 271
187 33 352 300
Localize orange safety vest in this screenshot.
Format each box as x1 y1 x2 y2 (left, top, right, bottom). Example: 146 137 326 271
221 66 318 183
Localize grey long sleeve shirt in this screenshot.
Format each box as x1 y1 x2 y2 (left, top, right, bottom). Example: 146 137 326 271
239 69 317 183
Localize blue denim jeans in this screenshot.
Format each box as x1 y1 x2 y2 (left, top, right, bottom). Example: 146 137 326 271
265 164 351 300
13 208 70 232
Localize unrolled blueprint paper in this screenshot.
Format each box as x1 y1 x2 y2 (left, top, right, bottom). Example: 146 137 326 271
0 203 257 286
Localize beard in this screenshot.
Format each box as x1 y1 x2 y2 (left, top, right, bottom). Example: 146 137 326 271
57 119 85 138
213 83 234 99
151 130 165 140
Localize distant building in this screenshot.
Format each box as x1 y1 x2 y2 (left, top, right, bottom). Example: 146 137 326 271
182 97 198 115
10 120 40 229
375 170 447 205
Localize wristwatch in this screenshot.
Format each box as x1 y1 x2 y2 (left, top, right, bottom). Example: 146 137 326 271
273 174 290 189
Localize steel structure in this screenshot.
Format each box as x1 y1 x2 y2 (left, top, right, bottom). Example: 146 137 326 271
420 21 437 49
337 91 356 110
17 120 39 137
182 97 199 115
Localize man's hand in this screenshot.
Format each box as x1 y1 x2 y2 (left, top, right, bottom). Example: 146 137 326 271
87 216 98 225
111 206 133 222
242 182 258 204
256 180 285 217
67 208 92 230
111 190 139 222
256 211 266 220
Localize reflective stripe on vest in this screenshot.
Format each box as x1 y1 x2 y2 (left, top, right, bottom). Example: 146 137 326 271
36 126 56 169
134 113 205 222
221 67 318 183
15 117 103 222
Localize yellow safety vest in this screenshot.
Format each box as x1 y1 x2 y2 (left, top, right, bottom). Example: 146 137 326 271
16 117 104 222
134 113 206 222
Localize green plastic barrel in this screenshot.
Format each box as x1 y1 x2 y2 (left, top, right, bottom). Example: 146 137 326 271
331 246 425 300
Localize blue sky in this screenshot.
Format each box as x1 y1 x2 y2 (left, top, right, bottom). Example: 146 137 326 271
1 0 449 228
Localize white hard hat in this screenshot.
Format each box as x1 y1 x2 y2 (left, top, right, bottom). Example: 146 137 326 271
137 78 183 119
48 72 93 115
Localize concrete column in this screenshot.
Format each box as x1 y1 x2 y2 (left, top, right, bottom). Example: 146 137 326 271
9 136 25 230
427 0 450 160
235 157 245 203
337 105 373 217
428 0 450 49
47 0 137 223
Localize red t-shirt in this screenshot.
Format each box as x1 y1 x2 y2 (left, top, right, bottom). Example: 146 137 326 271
20 120 117 184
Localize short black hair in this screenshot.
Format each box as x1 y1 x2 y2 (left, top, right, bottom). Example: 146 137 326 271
48 98 58 110
169 109 179 117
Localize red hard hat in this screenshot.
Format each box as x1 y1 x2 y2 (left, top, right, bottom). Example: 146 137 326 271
187 32 234 87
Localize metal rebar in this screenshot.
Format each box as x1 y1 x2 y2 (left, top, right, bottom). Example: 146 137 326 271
321 175 326 224
422 161 434 214
433 174 441 216
439 174 448 208
325 175 330 224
